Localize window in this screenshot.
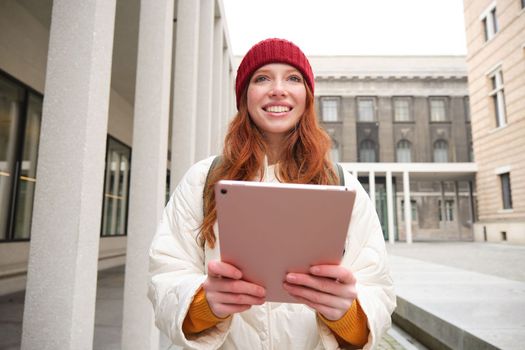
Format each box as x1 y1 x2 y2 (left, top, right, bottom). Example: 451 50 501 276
396 139 412 162
464 96 471 122
433 139 448 162
500 172 513 209
0 72 42 241
401 200 417 222
357 98 375 122
394 98 411 122
330 141 341 163
488 69 506 127
481 5 498 41
101 137 131 236
321 97 339 122
430 99 446 122
438 199 454 221
359 139 376 162
522 0 525 9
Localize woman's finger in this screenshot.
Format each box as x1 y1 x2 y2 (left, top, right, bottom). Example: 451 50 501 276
283 281 352 311
287 293 347 321
207 290 265 306
207 260 242 280
205 277 266 298
309 265 356 285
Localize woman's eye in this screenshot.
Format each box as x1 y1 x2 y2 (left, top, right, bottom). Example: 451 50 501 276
288 75 302 83
253 75 269 83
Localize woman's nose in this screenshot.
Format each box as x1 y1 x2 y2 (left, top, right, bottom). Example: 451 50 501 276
269 80 287 97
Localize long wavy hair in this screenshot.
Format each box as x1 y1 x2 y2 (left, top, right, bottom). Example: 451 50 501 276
200 83 339 248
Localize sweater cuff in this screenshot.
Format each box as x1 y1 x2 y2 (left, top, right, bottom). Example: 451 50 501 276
318 299 369 347
182 287 230 335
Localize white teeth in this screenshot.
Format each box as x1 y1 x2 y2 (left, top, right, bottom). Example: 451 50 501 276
266 105 290 113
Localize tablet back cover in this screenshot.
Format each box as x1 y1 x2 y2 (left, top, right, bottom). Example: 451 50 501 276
215 180 355 303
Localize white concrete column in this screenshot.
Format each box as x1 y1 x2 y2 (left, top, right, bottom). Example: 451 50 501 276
229 67 236 123
440 181 446 227
121 1 174 349
195 0 214 161
386 171 395 244
221 52 231 141
352 170 358 178
455 180 461 239
171 0 200 188
403 171 413 244
369 170 375 210
468 180 475 224
21 1 116 349
210 18 224 155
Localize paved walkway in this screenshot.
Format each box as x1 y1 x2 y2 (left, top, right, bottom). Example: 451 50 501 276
4 241 522 349
387 242 525 350
1 267 409 350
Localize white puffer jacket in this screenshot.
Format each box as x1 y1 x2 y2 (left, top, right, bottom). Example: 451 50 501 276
148 156 396 350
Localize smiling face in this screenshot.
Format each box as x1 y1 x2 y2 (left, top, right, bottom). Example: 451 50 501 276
247 63 307 144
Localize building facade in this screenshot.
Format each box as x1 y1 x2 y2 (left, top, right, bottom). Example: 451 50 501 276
310 56 476 242
463 0 525 243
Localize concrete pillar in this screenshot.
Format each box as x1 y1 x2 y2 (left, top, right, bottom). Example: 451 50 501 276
386 171 395 244
121 1 174 349
195 0 214 161
221 52 231 141
468 180 475 224
171 0 200 188
440 181 446 228
21 1 116 349
455 180 461 239
369 170 375 210
210 18 224 155
403 171 413 244
352 170 358 179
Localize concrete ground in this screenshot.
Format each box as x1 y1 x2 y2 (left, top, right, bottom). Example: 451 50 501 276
387 242 525 350
3 241 523 349
1 268 412 350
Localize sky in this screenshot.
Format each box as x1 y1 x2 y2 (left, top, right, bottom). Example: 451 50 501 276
222 0 467 56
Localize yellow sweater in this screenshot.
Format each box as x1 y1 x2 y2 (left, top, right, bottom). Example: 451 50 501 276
183 288 369 347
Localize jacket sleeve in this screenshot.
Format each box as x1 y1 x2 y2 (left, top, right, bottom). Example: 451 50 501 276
317 173 396 350
147 157 231 349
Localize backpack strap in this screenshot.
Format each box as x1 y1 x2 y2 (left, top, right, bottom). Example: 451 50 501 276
335 162 345 186
203 155 222 217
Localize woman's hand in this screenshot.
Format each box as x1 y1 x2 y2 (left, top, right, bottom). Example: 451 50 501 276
283 265 357 321
203 260 266 319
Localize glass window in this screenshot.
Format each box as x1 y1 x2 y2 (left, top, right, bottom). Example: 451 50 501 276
101 137 131 236
358 98 375 122
0 76 24 240
482 6 498 41
359 139 376 162
401 200 417 222
0 73 42 241
500 172 513 209
438 199 454 221
430 99 446 122
330 141 340 163
464 96 470 122
394 98 410 122
488 69 506 127
321 98 339 122
433 139 448 162
522 0 525 9
396 139 412 163
13 93 42 239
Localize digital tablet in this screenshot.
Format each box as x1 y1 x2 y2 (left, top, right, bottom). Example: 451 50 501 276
215 180 356 303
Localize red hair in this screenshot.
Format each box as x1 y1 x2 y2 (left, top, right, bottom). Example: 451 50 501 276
200 84 338 248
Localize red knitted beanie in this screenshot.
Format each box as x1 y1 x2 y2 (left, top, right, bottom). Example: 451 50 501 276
235 38 314 109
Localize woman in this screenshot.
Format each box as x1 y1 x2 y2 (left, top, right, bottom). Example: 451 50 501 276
148 38 395 349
